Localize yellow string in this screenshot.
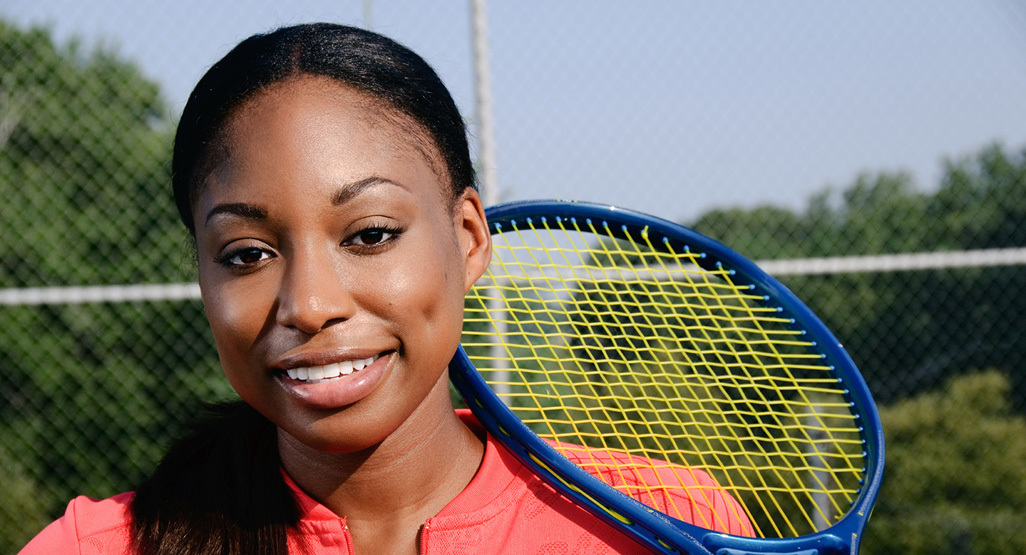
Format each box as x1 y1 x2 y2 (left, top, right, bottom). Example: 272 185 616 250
460 216 865 538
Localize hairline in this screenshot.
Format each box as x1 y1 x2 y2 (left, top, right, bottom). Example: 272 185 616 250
188 74 465 229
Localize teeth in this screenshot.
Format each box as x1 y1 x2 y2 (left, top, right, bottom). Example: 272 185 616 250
306 366 320 381
285 355 379 382
322 362 342 379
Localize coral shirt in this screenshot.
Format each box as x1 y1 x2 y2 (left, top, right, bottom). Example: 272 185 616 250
22 410 751 554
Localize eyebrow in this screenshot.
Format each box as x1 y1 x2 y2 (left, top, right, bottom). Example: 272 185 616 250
205 203 267 224
331 176 403 206
204 176 404 224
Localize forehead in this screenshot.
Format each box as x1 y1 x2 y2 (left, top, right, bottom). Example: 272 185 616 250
202 75 449 199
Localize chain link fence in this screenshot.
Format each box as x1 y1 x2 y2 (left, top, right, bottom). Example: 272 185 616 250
2 2 1025 553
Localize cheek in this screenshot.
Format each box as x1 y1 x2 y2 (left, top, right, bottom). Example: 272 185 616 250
385 243 465 342
201 280 269 372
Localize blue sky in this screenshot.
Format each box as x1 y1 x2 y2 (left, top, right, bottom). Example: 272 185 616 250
4 1 1026 222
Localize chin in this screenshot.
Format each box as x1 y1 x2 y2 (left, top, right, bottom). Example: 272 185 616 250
277 407 402 455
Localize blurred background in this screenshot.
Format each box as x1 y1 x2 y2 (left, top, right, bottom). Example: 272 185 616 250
2 1 1024 552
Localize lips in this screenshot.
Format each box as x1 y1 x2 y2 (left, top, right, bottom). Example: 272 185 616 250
276 352 392 409
284 355 380 382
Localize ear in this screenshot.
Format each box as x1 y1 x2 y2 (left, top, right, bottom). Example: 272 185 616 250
454 189 492 292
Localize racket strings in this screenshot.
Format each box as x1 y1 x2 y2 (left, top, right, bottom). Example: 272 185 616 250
621 227 797 534
460 216 866 538
585 221 755 532
649 233 839 535
632 229 817 535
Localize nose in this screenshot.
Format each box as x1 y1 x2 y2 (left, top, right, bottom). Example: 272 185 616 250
275 250 356 333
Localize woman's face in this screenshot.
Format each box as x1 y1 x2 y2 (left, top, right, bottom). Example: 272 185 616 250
193 76 490 453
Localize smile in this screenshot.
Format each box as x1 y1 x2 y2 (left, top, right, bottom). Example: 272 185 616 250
284 355 380 383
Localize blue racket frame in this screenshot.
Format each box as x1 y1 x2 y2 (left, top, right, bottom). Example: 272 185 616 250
449 200 884 555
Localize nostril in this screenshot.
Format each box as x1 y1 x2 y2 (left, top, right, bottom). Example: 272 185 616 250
277 292 356 333
275 258 358 331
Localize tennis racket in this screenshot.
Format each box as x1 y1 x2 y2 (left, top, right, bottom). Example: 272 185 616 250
449 200 884 554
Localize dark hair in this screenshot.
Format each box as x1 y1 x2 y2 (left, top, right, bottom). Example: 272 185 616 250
134 23 475 554
131 402 294 555
171 22 475 234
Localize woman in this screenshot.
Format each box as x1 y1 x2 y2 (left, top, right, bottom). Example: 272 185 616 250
23 23 750 554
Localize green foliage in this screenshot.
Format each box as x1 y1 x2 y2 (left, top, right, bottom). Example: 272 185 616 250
691 205 815 258
0 442 51 555
0 21 228 549
692 146 1026 259
0 20 184 287
687 146 1026 551
861 371 1026 554
690 144 1026 408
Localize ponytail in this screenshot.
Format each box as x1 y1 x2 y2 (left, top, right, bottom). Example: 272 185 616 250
131 401 299 555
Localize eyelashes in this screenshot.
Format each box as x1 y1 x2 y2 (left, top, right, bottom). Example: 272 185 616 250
215 247 273 268
344 224 403 248
214 224 405 270
216 246 272 266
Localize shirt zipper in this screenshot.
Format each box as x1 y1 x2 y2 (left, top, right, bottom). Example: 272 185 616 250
342 522 355 554
419 520 430 554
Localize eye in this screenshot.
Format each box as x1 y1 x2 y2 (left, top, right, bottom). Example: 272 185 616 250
216 247 274 268
347 226 401 247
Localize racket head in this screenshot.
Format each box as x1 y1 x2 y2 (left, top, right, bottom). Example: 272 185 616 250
450 200 884 554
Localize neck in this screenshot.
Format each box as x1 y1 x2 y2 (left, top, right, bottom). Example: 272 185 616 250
278 375 484 551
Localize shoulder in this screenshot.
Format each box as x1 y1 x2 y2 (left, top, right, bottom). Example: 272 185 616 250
20 492 135 555
427 415 650 554
557 443 754 537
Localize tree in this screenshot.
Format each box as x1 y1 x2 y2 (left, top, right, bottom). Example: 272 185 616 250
0 21 227 550
861 370 1026 554
689 144 1026 408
